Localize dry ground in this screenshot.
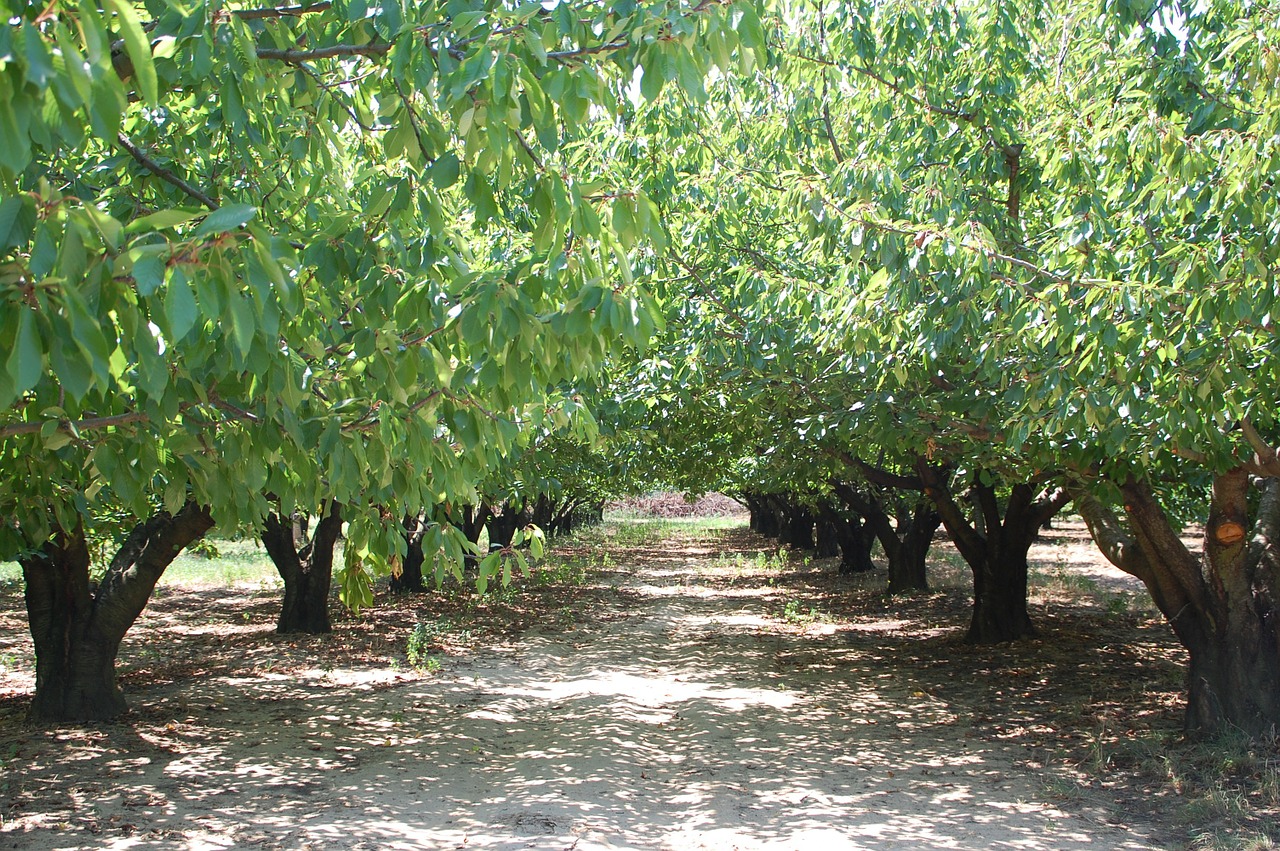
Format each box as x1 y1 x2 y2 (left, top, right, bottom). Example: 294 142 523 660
0 518 1276 850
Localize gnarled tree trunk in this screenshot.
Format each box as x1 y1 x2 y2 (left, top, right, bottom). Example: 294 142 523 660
917 464 1068 643
1079 472 1280 734
773 495 816 550
753 494 782 538
813 518 842 560
20 503 214 723
391 513 427 593
262 501 342 633
832 482 939 593
488 501 529 548
819 500 874 574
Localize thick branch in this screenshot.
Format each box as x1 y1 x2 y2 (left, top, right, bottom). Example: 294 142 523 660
0 411 151 441
1031 486 1072 528
256 43 389 64
1121 478 1211 614
835 451 923 491
916 460 986 564
1239 417 1280 477
235 3 333 20
1004 143 1023 223
1073 488 1153 583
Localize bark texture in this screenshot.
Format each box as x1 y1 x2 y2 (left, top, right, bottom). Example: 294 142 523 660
20 503 214 723
391 513 427 593
917 464 1068 643
1078 473 1280 734
833 482 938 593
262 501 342 633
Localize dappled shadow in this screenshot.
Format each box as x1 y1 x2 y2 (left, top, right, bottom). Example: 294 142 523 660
0 524 1178 850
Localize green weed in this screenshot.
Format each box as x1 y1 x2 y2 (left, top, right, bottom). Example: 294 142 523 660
781 599 824 625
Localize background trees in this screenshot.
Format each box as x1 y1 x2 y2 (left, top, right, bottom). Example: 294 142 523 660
3 0 1280 735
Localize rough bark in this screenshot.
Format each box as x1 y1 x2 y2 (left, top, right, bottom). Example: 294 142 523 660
20 503 214 723
262 501 342 633
917 464 1069 643
832 482 938 593
488 501 529 548
458 503 493 568
819 500 874 574
1078 475 1280 734
742 493 765 533
774 496 816 550
885 501 941 595
751 494 782 538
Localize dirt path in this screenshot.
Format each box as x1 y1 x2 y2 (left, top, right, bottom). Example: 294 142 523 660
2 526 1165 850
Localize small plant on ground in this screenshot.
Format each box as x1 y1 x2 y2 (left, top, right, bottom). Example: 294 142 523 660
406 619 470 670
1084 727 1280 850
782 599 824 625
533 558 591 587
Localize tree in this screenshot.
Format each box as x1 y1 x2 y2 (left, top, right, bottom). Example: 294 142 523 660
1 0 762 721
260 500 343 634
19 502 213 721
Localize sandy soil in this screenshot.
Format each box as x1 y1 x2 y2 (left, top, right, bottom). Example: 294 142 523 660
0 522 1181 850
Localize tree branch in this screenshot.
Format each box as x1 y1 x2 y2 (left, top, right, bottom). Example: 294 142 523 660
234 3 333 20
831 450 923 491
256 43 390 64
117 133 219 211
1073 487 1153 583
0 411 151 441
1239 417 1280 477
546 40 629 62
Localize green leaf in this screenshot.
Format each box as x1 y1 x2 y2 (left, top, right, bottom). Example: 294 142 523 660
229 294 256 357
0 95 33 174
195 204 257 236
432 152 461 189
522 27 548 66
164 271 199 339
6 308 42 398
132 255 166 296
0 195 33 252
21 22 55 88
106 0 158 104
127 209 203 233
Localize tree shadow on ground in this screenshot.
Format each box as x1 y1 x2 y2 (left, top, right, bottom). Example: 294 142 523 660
0 523 1189 850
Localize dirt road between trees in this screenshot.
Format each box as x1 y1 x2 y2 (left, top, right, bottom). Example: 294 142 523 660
1 523 1175 850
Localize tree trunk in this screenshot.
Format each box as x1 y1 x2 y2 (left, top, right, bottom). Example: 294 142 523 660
917 464 1068 644
967 545 1036 643
531 494 554 530
814 519 842 559
832 482 937 593
752 494 782 538
777 497 815 549
743 493 765 533
459 503 493 568
819 501 875 574
391 514 427 593
885 502 940 594
20 503 214 723
1079 473 1280 734
488 501 527 548
262 501 342 633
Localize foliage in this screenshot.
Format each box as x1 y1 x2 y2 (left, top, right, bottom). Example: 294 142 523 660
0 0 762 576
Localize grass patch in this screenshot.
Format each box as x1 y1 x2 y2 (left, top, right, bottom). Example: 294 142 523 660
1083 727 1280 850
160 538 280 589
0 538 280 592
